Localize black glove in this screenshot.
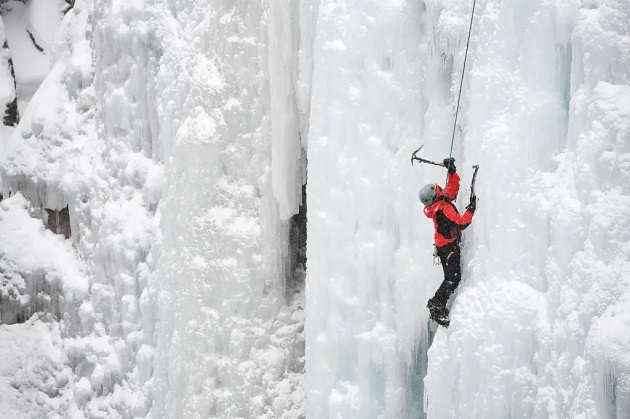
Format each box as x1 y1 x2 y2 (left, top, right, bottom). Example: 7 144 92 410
466 196 477 213
443 157 456 174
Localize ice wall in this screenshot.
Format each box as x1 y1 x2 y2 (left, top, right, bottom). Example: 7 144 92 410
269 0 313 220
306 1 432 417
150 1 312 416
1 0 68 112
308 0 630 418
423 1 630 418
0 194 88 325
0 0 628 417
1 0 311 416
1 0 164 414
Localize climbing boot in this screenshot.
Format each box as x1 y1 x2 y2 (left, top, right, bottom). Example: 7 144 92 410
427 298 450 328
433 306 450 328
426 298 440 317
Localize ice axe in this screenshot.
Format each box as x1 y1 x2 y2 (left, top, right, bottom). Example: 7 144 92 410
470 165 479 199
410 145 446 167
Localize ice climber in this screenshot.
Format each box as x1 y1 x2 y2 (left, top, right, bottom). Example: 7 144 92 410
419 157 476 327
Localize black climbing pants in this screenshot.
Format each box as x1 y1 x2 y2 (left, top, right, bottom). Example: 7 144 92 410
432 242 462 307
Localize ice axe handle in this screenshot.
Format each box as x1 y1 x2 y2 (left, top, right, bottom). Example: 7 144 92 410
410 145 446 167
470 165 479 198
412 157 446 167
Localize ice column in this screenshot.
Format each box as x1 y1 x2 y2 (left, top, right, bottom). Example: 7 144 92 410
151 1 306 417
307 1 430 417
269 0 308 220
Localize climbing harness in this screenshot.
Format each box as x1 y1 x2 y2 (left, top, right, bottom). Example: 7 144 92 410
433 245 440 265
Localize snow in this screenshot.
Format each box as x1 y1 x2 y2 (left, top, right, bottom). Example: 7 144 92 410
26 0 67 53
6 0 310 415
0 0 628 417
0 194 88 325
0 318 77 417
1 1 97 211
3 1 50 85
2 0 65 112
0 195 88 417
0 19 16 120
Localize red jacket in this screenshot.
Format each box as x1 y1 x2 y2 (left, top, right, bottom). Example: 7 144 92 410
423 172 474 247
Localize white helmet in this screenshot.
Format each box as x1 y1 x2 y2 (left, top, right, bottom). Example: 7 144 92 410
419 184 437 206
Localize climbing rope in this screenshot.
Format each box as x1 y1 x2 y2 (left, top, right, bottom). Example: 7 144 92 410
444 0 478 188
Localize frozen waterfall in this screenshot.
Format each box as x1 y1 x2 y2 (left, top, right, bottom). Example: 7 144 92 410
307 0 630 417
306 1 428 417
0 0 629 418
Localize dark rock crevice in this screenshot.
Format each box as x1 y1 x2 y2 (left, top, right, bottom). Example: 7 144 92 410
45 206 71 239
26 30 44 52
2 40 18 126
287 182 307 301
63 0 74 14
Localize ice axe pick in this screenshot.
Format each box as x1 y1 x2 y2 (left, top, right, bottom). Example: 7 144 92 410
410 145 446 167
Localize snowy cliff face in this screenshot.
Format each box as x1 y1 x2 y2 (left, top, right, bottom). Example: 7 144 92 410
0 0 629 418
0 0 311 417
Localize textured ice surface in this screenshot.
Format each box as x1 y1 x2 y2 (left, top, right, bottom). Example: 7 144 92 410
423 1 630 418
0 194 88 324
422 2 575 414
306 1 429 417
3 0 66 112
308 0 630 418
2 0 309 416
0 0 629 417
0 318 78 416
150 1 309 416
